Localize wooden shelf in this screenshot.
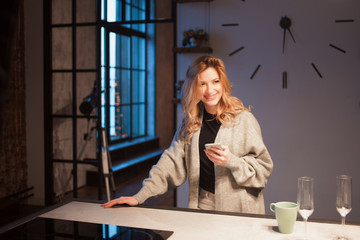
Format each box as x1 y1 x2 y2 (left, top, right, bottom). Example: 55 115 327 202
174 0 213 3
174 47 213 53
174 0 213 106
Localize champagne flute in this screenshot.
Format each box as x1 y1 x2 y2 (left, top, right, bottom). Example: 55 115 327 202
335 175 352 240
297 177 314 239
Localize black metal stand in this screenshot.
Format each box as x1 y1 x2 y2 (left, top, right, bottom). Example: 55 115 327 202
101 128 116 201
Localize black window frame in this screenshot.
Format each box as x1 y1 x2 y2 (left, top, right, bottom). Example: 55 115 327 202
101 0 150 145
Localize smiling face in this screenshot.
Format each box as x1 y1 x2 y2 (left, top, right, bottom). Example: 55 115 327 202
197 67 223 114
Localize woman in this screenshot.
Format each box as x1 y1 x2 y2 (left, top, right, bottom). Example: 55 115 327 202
102 55 273 214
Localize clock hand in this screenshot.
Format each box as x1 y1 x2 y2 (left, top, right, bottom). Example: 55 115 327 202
280 16 292 31
287 28 296 43
282 28 286 53
280 16 296 53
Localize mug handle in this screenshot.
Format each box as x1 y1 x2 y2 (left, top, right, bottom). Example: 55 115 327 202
270 203 276 212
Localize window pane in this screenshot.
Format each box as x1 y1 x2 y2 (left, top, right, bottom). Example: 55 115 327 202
109 68 116 106
52 27 72 69
139 0 145 9
132 104 145 137
132 71 139 103
119 35 130 69
118 105 130 138
132 5 140 21
106 0 121 22
52 0 72 24
140 23 146 33
101 0 105 20
101 105 106 129
132 71 145 103
132 37 139 68
53 118 73 159
101 67 106 93
131 0 139 8
109 32 116 67
112 33 130 68
77 72 97 116
132 37 145 69
109 66 116 136
109 105 116 136
101 0 152 143
130 0 145 22
131 4 145 32
101 27 105 66
52 72 72 115
125 2 131 21
120 70 131 104
76 26 96 69
101 67 106 128
76 0 96 23
139 71 145 102
107 0 116 21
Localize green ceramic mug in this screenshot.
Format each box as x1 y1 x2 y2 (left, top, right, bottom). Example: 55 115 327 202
270 201 298 234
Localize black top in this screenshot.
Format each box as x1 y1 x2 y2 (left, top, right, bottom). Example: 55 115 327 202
199 109 222 194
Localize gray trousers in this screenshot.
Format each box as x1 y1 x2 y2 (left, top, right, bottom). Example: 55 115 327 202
198 188 215 211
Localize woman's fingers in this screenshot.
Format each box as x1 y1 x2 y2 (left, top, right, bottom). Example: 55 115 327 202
101 196 139 208
204 149 223 165
204 145 229 166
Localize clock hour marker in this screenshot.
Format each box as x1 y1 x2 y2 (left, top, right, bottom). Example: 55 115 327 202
311 63 323 78
335 19 354 23
222 23 239 27
329 44 346 53
250 64 261 80
282 71 288 89
229 46 244 56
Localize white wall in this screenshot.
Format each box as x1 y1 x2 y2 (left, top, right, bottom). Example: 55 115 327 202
176 0 360 222
24 0 45 205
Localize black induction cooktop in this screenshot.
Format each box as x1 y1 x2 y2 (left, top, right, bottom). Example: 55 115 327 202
0 217 173 240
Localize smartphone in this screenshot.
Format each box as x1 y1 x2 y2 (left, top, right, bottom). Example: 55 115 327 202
205 143 223 150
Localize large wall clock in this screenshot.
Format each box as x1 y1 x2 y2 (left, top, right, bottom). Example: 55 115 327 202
214 0 357 89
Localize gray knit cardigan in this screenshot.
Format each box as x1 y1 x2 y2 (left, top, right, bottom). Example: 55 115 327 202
133 110 273 214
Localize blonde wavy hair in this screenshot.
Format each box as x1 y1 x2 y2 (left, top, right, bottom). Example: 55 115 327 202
180 55 249 143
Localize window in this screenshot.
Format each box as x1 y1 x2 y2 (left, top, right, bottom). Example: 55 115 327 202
101 0 155 144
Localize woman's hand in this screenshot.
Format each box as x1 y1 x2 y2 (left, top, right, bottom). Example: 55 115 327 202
204 145 230 166
101 196 139 208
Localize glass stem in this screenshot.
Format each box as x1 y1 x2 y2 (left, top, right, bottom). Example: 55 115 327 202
304 218 308 239
341 216 345 237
